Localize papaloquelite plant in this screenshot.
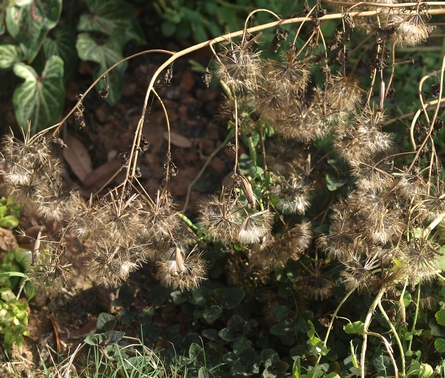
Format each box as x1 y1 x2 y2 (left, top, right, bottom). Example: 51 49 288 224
2 0 445 376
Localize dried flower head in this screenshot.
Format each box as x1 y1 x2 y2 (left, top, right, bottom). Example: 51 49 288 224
296 260 335 301
87 238 144 287
198 193 243 244
391 14 435 47
237 209 273 244
341 255 381 293
271 174 312 215
144 190 179 242
156 244 207 291
399 238 441 288
216 34 263 93
334 109 392 166
226 253 270 290
249 223 312 270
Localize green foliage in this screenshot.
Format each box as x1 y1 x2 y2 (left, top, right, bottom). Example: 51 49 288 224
2 1 445 377
0 197 32 353
153 0 298 42
1 0 145 134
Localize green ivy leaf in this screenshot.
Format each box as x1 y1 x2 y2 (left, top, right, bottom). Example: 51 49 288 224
0 44 24 68
12 55 65 133
76 30 127 105
188 342 203 361
43 26 77 81
77 0 145 44
161 21 176 37
344 321 365 335
271 305 289 321
6 0 62 62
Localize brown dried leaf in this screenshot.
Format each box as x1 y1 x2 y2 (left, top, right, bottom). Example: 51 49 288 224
163 131 193 148
0 228 18 251
63 134 93 183
83 159 122 191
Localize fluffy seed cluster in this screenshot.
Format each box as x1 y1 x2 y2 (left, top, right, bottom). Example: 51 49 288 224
1 132 207 291
338 0 435 47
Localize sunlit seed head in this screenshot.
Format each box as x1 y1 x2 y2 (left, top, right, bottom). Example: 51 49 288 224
198 194 243 244
392 15 435 47
237 210 273 244
216 38 263 93
156 245 207 291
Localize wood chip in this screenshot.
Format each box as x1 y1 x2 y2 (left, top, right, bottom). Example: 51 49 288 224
163 131 193 148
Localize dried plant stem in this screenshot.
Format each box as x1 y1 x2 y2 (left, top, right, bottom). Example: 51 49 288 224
182 129 235 213
36 49 174 142
314 288 355 368
367 331 399 378
377 299 405 376
324 0 445 9
408 55 445 171
407 283 421 355
360 286 386 378
233 97 240 175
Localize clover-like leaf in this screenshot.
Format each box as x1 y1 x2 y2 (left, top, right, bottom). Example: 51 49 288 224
203 304 223 323
344 321 365 335
218 315 250 342
6 0 62 62
214 287 245 310
435 308 445 326
0 44 24 68
13 55 65 134
78 0 145 44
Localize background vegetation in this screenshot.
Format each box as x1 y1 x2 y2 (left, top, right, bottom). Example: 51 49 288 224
1 0 445 377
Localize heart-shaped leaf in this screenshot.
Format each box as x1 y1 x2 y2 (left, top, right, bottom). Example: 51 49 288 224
43 25 77 81
13 55 65 134
0 44 24 68
77 0 145 44
76 30 127 104
6 0 62 62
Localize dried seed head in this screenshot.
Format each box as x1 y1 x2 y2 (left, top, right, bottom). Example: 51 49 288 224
237 210 273 244
87 239 143 287
249 223 312 270
156 245 207 291
271 175 312 215
297 261 335 301
399 238 441 288
391 14 435 47
198 194 243 244
144 190 179 242
215 35 263 93
333 109 392 165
